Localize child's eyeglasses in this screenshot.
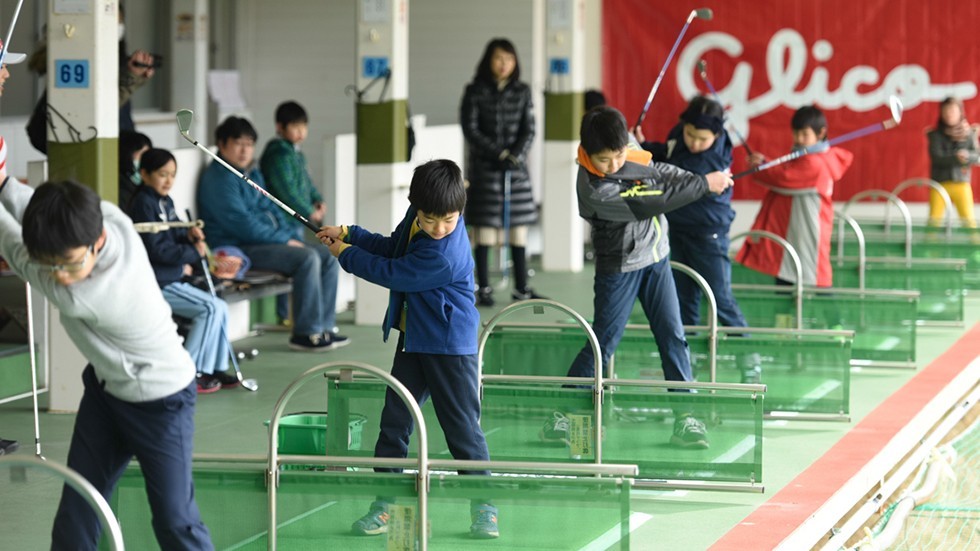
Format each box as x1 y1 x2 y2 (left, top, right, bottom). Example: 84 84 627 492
32 245 94 273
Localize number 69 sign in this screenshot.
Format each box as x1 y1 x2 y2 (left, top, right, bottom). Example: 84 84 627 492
54 60 90 88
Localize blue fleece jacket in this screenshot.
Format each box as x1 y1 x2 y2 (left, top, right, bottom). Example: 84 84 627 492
645 123 735 234
339 207 479 355
196 157 295 248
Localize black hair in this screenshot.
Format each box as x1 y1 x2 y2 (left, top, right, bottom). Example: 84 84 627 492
791 106 828 137
215 116 258 145
580 106 630 154
936 97 965 131
584 89 607 111
407 160 466 216
275 101 308 127
119 130 152 176
22 180 103 260
474 38 521 85
139 148 176 175
679 95 725 134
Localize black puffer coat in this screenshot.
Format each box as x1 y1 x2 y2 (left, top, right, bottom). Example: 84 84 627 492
460 78 537 228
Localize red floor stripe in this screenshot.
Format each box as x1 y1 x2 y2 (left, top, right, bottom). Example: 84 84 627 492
710 323 980 551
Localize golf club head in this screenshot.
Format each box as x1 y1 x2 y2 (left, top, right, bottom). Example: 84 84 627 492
695 8 713 20
176 109 194 135
889 95 904 124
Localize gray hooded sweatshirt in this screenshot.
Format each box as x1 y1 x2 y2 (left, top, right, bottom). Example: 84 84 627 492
0 178 195 402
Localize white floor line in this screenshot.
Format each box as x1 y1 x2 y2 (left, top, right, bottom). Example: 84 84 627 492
790 380 841 410
875 336 901 351
577 512 653 551
439 426 502 455
712 435 756 464
223 500 338 550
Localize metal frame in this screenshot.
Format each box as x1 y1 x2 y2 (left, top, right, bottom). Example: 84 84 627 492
891 178 953 238
0 456 125 550
731 230 804 329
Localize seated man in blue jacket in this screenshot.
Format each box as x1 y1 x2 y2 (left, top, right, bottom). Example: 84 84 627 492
196 116 348 351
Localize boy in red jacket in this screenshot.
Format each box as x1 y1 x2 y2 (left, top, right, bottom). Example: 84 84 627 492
736 106 853 287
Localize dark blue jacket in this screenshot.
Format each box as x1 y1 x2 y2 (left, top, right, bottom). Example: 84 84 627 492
196 157 295 248
128 186 202 287
339 207 479 355
644 123 735 234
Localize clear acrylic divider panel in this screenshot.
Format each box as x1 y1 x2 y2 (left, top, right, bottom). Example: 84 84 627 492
425 473 634 550
834 224 980 290
718 286 917 365
107 464 418 550
603 385 763 483
833 258 965 323
613 327 850 417
1 462 63 549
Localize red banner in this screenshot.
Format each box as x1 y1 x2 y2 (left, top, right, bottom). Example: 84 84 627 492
603 0 980 201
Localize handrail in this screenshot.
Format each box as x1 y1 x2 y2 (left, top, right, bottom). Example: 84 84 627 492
0 456 125 550
731 230 804 329
891 178 952 238
834 210 867 289
266 362 429 551
478 299 604 463
669 261 718 382
843 189 912 265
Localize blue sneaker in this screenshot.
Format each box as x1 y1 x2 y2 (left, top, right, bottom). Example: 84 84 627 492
470 503 499 539
351 501 389 536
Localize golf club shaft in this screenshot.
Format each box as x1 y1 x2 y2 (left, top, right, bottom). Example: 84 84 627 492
198 256 246 381
734 117 896 180
25 282 42 458
698 63 754 156
178 134 321 234
133 220 203 233
635 10 699 129
0 0 25 67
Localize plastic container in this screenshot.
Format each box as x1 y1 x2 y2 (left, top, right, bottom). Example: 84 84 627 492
265 412 368 455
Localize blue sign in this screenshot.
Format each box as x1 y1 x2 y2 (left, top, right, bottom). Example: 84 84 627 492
549 57 570 75
362 56 389 79
55 60 90 88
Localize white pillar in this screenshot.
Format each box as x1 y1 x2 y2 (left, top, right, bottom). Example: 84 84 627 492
45 0 118 412
169 0 208 144
354 0 410 325
541 0 586 272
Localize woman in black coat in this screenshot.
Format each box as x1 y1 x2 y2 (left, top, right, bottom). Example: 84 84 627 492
461 38 544 306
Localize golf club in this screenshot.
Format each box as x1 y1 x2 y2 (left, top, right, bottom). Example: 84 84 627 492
182 208 258 392
175 109 320 235
133 220 204 234
199 256 258 392
25 283 45 460
635 8 713 129
697 59 754 156
0 0 25 68
734 96 903 180
498 169 512 289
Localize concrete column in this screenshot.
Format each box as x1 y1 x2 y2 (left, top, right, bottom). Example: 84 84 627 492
541 0 586 272
354 0 410 325
169 0 208 143
44 0 118 412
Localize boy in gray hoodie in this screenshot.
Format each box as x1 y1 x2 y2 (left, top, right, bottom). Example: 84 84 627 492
0 177 212 550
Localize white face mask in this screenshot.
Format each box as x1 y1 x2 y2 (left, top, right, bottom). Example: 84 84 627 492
118 23 125 41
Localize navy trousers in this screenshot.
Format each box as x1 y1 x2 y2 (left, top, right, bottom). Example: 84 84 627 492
669 229 748 328
374 337 490 476
568 258 692 382
51 366 212 551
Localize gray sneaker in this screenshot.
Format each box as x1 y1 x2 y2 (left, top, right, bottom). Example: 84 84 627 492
351 501 389 536
289 333 333 352
670 415 709 449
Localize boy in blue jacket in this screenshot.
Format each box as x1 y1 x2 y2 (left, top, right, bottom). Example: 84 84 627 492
318 160 498 539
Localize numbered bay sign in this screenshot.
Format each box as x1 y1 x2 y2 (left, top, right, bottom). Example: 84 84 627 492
54 59 90 88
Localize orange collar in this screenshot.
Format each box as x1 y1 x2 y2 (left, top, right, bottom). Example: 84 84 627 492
577 145 652 177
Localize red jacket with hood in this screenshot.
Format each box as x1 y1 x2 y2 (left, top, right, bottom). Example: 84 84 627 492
736 146 853 287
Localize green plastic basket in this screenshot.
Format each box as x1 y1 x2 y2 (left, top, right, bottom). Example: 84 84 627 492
265 412 368 455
